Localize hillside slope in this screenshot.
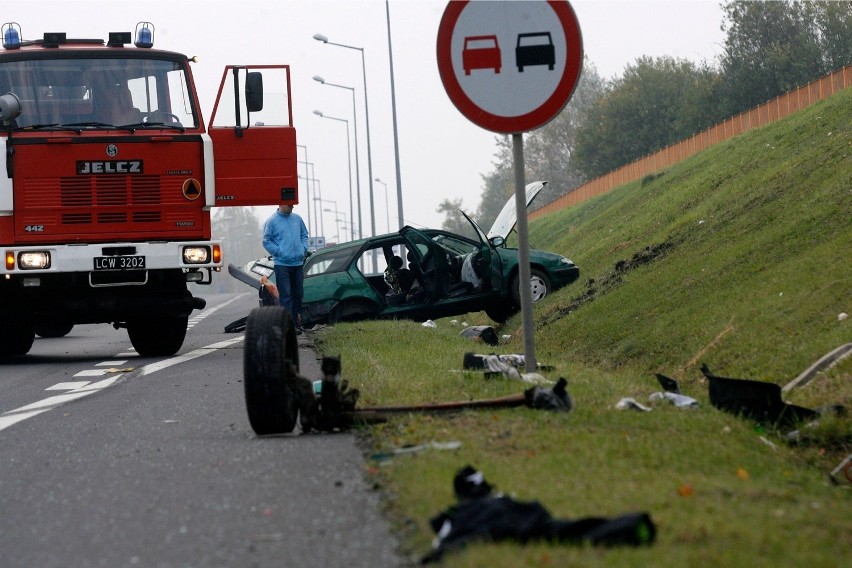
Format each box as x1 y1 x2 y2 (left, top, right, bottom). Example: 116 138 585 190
529 87 850 385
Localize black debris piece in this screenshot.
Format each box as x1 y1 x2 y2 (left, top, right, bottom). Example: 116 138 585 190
423 465 656 563
655 373 681 393
459 325 499 346
524 378 572 412
700 363 819 428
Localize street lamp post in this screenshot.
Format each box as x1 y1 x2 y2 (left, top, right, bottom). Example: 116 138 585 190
385 1 404 229
313 33 377 272
313 110 355 242
374 177 391 233
312 76 362 240
296 146 312 235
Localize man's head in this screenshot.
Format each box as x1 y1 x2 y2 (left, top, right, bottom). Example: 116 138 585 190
278 204 294 215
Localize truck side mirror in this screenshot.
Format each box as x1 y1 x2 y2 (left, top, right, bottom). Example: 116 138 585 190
245 72 263 113
0 92 22 122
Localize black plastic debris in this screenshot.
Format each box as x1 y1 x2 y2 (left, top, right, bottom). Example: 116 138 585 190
655 373 681 393
423 465 656 563
459 325 499 346
700 364 819 428
524 378 572 412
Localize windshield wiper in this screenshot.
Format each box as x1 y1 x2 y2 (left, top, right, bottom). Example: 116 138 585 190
125 121 186 132
13 123 85 133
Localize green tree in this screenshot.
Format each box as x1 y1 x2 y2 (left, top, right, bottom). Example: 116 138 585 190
524 59 605 206
573 56 722 178
475 135 514 230
719 0 850 114
437 198 474 237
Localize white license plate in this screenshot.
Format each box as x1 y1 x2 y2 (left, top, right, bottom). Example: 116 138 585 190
93 256 146 270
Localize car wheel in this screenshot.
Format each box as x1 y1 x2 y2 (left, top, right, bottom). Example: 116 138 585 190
328 299 378 324
485 304 513 324
35 323 74 338
243 306 300 435
511 268 552 307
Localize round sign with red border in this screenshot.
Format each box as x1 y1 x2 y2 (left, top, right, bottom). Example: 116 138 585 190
437 0 583 134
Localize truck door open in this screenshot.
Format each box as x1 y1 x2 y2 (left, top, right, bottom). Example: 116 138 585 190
209 65 298 207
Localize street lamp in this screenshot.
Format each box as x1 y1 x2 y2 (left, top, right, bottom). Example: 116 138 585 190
314 196 338 242
374 177 391 233
296 145 312 235
313 76 362 240
324 208 348 243
384 1 404 229
313 110 355 242
313 33 377 272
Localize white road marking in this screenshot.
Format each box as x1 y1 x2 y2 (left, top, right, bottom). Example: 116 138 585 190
0 294 249 434
45 382 91 391
96 360 128 367
74 369 110 377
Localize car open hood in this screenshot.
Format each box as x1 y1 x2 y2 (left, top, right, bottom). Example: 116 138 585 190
486 181 546 241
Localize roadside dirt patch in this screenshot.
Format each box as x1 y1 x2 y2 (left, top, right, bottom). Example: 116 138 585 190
542 240 675 325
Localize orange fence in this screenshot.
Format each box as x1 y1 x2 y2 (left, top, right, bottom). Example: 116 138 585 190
531 65 852 219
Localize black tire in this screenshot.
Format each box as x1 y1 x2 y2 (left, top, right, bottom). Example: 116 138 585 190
35 323 74 338
243 306 300 435
485 304 513 324
127 315 188 357
0 324 35 359
328 299 378 325
511 268 552 308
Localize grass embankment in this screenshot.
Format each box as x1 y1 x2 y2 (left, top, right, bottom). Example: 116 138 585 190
312 87 852 566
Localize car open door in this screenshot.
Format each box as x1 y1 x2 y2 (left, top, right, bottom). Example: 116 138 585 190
208 65 298 207
401 226 449 301
461 211 503 292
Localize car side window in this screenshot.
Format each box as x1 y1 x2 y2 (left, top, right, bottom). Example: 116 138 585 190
305 247 355 276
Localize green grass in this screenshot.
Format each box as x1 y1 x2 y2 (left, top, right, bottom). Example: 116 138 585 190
310 88 852 566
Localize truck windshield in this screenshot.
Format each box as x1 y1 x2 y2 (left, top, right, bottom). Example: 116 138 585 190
0 57 198 129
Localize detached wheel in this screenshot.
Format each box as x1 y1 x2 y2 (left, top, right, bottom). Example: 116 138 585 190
243 306 300 435
0 324 35 359
35 323 74 338
511 268 552 307
128 316 188 357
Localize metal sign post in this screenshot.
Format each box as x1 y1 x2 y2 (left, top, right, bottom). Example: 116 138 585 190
437 0 583 371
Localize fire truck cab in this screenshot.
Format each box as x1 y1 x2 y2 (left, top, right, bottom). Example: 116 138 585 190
0 22 298 358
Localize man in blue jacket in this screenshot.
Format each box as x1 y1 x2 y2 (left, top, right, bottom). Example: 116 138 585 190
262 203 310 333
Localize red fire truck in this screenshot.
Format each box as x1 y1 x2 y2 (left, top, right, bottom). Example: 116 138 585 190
0 22 298 357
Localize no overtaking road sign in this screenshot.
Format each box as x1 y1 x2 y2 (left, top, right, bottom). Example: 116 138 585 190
437 0 583 134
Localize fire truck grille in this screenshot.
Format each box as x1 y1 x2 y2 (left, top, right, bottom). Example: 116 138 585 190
54 175 163 225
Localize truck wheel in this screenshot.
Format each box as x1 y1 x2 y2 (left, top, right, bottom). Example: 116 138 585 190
0 324 35 358
35 323 74 338
244 306 300 435
127 316 188 357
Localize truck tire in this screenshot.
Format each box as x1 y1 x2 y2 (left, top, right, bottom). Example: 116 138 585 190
127 316 188 357
35 323 74 338
0 324 36 359
243 306 300 435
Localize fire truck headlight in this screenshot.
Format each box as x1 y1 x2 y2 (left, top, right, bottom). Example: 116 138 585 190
19 251 51 269
182 246 210 264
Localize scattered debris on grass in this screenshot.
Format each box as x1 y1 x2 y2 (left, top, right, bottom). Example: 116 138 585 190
422 465 656 563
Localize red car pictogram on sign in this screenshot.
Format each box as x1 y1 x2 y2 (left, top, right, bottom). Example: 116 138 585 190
462 35 501 75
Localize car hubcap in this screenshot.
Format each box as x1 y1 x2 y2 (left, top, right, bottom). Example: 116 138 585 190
530 276 547 302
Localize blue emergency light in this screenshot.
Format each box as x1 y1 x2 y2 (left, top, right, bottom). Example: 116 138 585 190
2 22 22 49
134 22 154 48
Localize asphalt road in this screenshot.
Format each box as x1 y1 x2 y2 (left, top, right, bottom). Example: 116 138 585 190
0 292 403 568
